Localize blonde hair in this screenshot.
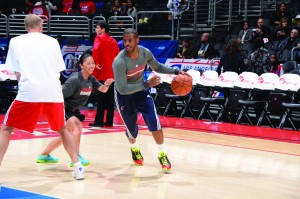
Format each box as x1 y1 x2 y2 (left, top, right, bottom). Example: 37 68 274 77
24 14 43 31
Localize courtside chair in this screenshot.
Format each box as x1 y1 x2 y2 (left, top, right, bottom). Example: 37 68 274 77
154 82 173 116
279 91 300 130
236 73 280 126
262 92 291 128
198 71 239 122
162 69 200 118
177 69 212 119
163 91 192 117
276 74 300 130
188 70 216 120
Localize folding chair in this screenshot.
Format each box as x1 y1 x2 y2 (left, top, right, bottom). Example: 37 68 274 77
236 73 279 126
276 74 300 130
233 71 259 99
188 84 211 119
262 92 291 128
153 82 173 116
163 70 198 117
279 91 300 130
163 90 192 117
198 72 239 122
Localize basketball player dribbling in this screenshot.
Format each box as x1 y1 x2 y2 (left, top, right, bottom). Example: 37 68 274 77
112 28 189 172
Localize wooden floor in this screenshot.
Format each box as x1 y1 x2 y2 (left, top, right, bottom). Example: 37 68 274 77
0 111 300 199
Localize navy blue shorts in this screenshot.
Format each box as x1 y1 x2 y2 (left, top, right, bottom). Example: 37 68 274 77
115 89 161 138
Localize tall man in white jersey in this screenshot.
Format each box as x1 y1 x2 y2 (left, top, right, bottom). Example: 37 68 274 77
0 14 85 180
113 28 188 172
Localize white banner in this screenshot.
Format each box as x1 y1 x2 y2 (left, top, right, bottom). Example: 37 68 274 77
164 58 219 72
61 45 93 78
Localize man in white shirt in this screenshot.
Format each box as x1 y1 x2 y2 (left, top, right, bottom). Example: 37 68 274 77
0 14 84 180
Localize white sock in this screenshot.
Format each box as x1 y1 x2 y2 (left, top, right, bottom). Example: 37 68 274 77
74 162 82 168
157 144 166 153
130 142 139 149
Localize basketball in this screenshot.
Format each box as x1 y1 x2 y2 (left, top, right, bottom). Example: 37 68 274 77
171 74 193 96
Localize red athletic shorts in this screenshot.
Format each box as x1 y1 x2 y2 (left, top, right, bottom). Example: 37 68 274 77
4 100 65 133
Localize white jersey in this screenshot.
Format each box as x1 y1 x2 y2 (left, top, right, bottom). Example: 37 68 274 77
5 32 65 102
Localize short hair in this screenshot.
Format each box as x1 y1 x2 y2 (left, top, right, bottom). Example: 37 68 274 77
24 14 43 31
96 21 110 33
123 28 138 38
241 20 249 27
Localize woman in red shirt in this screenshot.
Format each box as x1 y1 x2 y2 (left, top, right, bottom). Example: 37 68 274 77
89 22 119 127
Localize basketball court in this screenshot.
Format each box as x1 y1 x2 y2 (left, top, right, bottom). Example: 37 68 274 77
0 110 300 199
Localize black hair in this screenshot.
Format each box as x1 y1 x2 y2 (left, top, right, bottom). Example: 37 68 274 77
123 28 138 38
225 39 242 65
241 20 249 28
269 54 280 72
96 21 110 33
252 37 265 52
76 52 92 67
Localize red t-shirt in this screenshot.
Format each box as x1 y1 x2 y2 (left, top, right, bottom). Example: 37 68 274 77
30 4 49 18
92 33 119 81
62 0 73 13
79 1 96 14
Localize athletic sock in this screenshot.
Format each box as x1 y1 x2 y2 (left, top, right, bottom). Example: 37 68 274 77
130 142 139 149
74 162 82 167
157 143 166 153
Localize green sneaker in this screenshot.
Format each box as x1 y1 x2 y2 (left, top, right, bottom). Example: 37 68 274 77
36 154 59 163
70 153 90 167
131 147 144 166
158 151 171 173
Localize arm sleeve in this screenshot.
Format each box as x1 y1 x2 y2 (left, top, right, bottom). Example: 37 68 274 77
4 39 20 72
62 77 77 98
92 36 101 66
91 75 102 90
167 0 173 9
131 7 137 17
145 48 179 74
113 59 146 95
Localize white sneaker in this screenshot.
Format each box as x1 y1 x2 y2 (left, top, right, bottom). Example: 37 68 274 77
72 164 85 180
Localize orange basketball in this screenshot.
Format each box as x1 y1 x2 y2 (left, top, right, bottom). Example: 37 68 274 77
171 74 193 96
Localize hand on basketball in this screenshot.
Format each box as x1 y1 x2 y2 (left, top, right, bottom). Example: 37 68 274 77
178 70 191 77
147 75 161 87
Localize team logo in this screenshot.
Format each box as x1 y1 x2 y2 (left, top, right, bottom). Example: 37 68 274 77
258 77 264 84
218 75 224 81
279 78 286 84
239 75 244 82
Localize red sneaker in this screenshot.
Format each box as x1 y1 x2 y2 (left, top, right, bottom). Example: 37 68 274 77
158 151 171 173
131 147 144 166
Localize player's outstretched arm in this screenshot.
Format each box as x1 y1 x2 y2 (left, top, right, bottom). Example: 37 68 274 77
98 78 115 93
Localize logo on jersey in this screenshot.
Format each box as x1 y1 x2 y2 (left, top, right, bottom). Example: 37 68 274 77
80 87 92 96
126 64 146 79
